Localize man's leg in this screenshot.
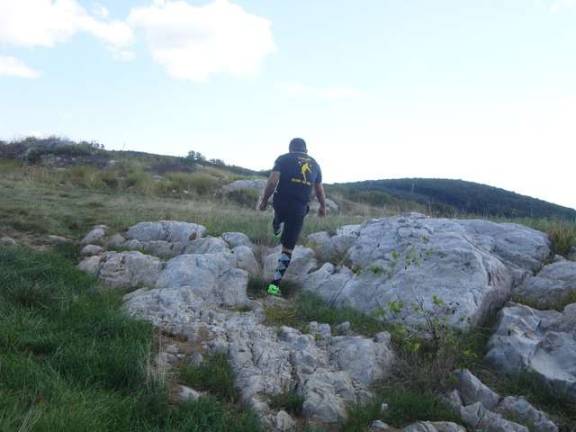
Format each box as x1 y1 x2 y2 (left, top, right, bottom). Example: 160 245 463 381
268 210 305 295
272 211 283 238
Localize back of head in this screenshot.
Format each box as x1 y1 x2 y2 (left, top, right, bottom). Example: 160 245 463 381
289 137 307 154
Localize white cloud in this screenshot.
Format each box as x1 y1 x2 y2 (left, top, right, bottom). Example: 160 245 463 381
0 0 133 53
0 55 40 78
280 82 365 100
546 0 576 12
91 3 110 19
128 0 275 81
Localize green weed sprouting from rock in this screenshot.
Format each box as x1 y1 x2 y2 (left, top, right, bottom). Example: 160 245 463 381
179 353 239 403
268 391 305 416
342 387 460 431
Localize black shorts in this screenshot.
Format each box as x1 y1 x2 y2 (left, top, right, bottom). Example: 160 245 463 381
273 201 308 250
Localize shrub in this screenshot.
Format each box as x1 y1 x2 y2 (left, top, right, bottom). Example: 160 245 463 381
17 137 104 164
160 172 220 197
546 223 576 256
226 189 260 208
67 165 105 189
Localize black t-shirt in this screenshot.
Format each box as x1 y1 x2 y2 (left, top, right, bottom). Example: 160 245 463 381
272 152 322 207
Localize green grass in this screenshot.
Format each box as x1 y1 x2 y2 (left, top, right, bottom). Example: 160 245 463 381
0 246 261 432
474 369 576 430
179 353 239 403
342 388 459 431
264 292 388 336
268 391 305 417
0 164 367 244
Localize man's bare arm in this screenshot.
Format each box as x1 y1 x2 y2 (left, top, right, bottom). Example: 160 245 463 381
258 171 280 210
314 182 327 217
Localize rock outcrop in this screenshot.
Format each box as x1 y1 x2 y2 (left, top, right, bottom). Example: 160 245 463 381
82 251 163 289
77 221 395 430
0 236 17 246
485 303 576 402
304 214 550 330
125 290 394 426
447 369 558 432
514 261 576 309
221 179 267 194
80 224 108 245
74 215 570 431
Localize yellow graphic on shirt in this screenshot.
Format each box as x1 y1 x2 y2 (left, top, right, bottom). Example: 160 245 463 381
301 162 312 183
290 158 313 186
290 159 312 186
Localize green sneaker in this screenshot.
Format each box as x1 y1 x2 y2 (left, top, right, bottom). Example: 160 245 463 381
267 284 282 297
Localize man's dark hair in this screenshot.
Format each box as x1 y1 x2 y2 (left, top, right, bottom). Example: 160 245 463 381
289 138 307 153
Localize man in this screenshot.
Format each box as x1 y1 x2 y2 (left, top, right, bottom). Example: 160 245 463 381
257 138 326 296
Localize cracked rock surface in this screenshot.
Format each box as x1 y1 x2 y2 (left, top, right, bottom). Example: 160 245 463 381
303 214 550 330
447 369 558 432
485 303 576 402
78 221 395 430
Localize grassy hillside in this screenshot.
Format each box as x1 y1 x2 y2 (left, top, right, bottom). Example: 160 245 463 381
0 138 391 247
335 178 576 220
1 137 575 254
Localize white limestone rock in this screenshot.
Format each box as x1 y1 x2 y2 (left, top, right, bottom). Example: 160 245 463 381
80 225 108 245
126 221 206 244
514 261 576 309
303 215 550 330
96 251 162 289
486 303 576 402
80 244 104 257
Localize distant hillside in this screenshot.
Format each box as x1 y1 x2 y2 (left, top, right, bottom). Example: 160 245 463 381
3 137 574 221
0 136 265 178
334 178 576 221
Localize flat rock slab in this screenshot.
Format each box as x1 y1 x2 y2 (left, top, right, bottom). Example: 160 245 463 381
126 221 207 244
79 251 163 289
154 253 249 308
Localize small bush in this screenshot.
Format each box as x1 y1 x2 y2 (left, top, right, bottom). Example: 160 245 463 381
160 172 220 197
226 189 260 208
547 223 576 256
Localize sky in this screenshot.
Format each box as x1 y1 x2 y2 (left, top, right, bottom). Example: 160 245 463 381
0 0 575 210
